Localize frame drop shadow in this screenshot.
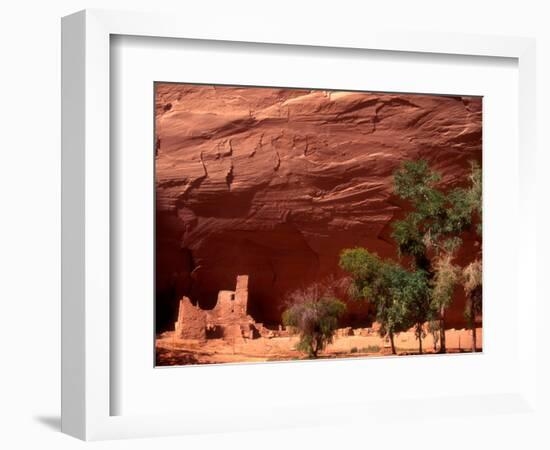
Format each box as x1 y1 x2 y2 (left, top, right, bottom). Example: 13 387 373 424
34 415 61 432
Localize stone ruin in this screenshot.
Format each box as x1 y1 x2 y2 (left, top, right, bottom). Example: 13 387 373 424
174 275 286 342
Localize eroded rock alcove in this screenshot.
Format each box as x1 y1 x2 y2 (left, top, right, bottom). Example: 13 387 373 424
155 84 482 332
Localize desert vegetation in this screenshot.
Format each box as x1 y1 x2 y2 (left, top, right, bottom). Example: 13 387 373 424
155 85 483 366
282 283 346 358
463 260 482 352
338 159 482 356
280 159 482 359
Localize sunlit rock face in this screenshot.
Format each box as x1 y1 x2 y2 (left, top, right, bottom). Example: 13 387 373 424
155 83 482 331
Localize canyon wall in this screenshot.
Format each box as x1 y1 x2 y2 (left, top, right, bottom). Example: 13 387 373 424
155 83 482 331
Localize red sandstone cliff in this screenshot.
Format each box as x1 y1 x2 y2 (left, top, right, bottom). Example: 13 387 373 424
155 83 482 331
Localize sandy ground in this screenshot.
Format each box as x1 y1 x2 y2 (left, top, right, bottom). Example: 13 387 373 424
156 327 483 366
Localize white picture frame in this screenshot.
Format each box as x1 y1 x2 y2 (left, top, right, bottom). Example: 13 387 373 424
61 9 539 442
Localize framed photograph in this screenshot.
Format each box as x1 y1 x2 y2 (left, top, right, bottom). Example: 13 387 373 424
62 9 538 442
153 82 483 367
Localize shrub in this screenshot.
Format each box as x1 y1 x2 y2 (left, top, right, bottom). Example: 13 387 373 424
362 345 381 353
282 284 346 358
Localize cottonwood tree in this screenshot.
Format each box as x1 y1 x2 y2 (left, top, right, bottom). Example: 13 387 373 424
282 284 346 358
427 319 440 352
467 161 482 236
431 250 461 351
392 160 480 352
339 248 429 354
463 260 482 352
462 162 482 351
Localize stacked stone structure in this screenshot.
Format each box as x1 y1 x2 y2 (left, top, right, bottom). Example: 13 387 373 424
174 296 206 340
174 275 276 342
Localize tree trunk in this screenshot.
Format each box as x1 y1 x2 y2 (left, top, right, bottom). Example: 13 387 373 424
417 326 423 354
468 298 477 353
439 317 446 353
309 339 318 358
389 332 396 355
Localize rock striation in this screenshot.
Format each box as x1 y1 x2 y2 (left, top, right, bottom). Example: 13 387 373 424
155 83 482 331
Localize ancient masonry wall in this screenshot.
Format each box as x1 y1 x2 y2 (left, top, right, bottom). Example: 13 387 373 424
174 296 206 340
174 275 276 342
234 275 248 316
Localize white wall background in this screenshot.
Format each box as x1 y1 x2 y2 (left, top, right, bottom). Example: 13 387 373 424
0 1 548 449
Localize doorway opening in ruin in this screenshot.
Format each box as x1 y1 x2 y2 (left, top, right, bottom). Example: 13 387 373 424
206 325 224 339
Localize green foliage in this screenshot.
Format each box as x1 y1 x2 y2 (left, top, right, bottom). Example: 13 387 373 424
445 187 473 234
391 159 482 352
463 259 482 352
282 284 346 358
391 214 427 261
467 161 482 235
463 260 482 324
462 163 482 340
339 248 430 344
392 268 431 343
339 160 482 355
393 160 442 205
392 159 481 262
431 252 461 313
